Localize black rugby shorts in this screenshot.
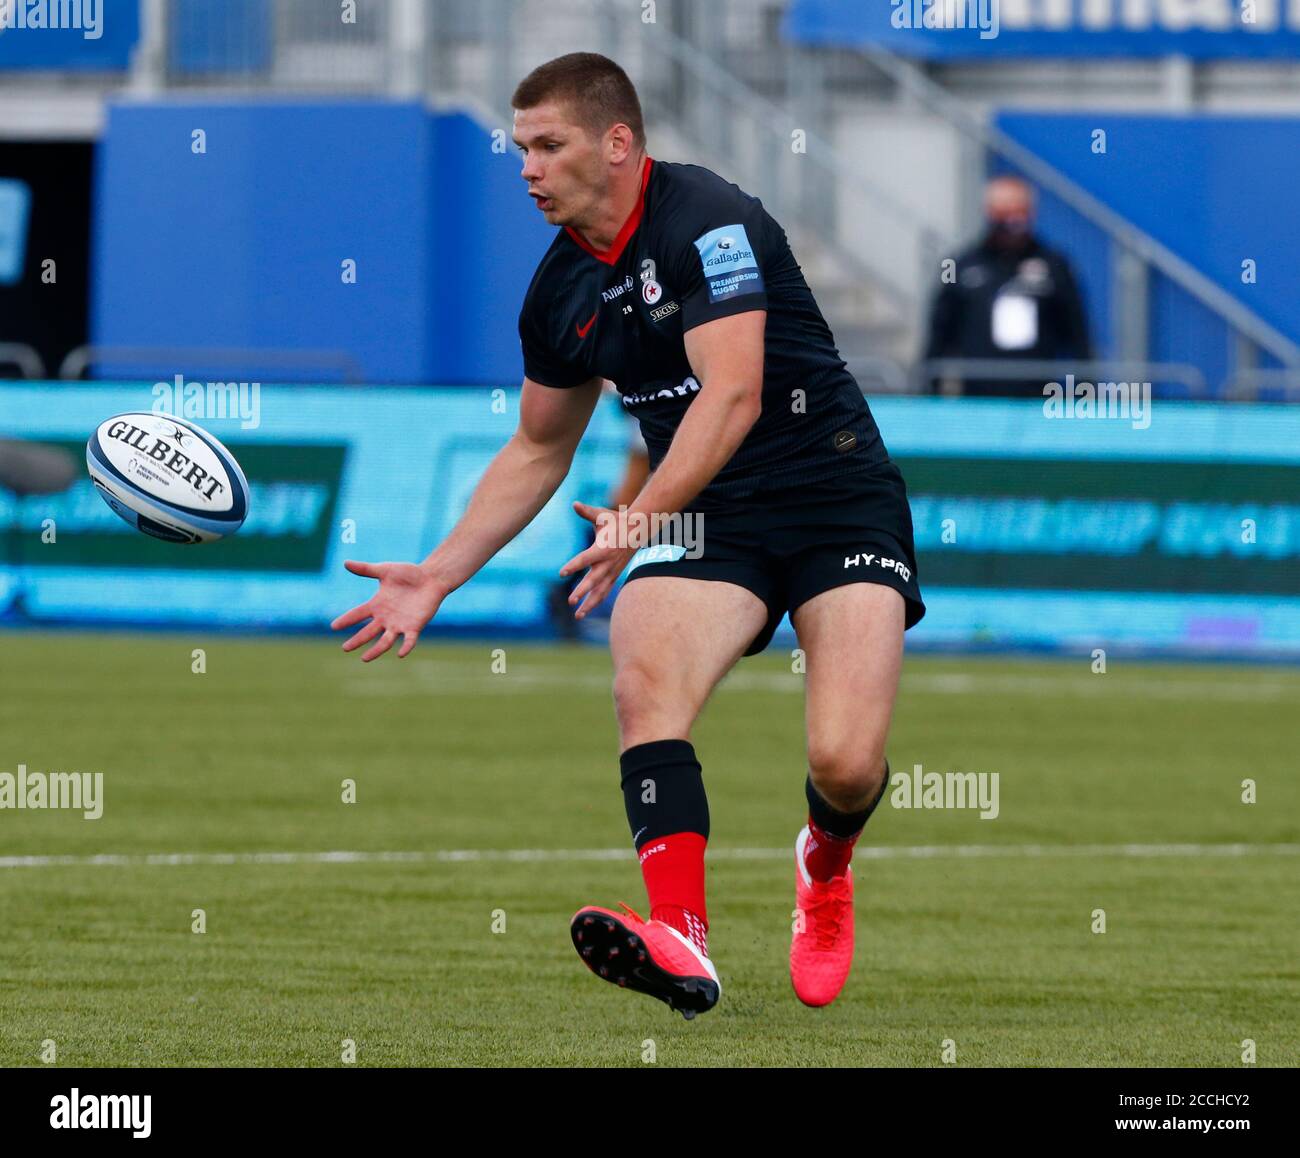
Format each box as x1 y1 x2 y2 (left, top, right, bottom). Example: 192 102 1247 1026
620 459 925 656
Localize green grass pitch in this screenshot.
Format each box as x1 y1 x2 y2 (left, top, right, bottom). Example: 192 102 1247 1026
1 631 1296 1067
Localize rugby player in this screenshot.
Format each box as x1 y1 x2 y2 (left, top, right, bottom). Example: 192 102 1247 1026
332 53 925 1019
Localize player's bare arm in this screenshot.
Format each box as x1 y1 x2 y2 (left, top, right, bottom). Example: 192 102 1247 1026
332 375 602 660
560 310 766 616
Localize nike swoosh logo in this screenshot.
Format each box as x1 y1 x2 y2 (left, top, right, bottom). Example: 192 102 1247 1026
576 312 597 338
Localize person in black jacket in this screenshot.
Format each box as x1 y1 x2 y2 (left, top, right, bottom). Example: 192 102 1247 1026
924 176 1091 397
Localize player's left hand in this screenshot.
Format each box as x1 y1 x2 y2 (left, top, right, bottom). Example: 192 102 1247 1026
559 501 637 619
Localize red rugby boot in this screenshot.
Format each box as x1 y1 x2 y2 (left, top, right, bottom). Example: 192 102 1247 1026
571 902 720 1020
791 825 855 1007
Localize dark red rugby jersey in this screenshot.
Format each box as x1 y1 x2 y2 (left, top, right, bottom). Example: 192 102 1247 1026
518 157 888 503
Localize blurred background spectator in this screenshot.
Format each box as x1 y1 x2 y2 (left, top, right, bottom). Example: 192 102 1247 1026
923 176 1091 397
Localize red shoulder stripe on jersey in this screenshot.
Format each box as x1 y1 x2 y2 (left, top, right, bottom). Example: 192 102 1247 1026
565 156 654 266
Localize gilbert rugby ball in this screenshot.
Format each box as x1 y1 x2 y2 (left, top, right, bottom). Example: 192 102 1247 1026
86 412 250 543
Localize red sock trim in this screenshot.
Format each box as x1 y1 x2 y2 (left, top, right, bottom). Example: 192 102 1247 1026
639 831 708 953
651 905 709 957
804 816 860 882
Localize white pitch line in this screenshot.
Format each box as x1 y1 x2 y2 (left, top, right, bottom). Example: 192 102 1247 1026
0 843 1297 870
341 664 1300 701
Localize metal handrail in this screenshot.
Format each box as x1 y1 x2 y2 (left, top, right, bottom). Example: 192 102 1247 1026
1224 369 1300 402
637 20 922 237
59 345 368 383
590 0 922 318
592 7 1300 372
0 343 47 380
916 359 1209 397
860 47 1300 368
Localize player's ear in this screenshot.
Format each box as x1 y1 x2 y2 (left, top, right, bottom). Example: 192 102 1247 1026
607 122 634 164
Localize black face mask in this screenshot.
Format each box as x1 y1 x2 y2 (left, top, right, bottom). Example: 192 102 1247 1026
986 221 1033 250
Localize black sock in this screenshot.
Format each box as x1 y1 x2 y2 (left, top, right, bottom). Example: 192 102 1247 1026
806 759 891 838
620 739 709 850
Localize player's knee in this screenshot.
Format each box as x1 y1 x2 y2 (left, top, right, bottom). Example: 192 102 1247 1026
807 739 887 809
613 660 684 740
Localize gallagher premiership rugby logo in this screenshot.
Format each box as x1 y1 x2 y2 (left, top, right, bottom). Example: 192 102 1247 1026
694 224 763 304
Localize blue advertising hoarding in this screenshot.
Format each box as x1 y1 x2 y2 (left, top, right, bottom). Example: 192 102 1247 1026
0 0 139 70
93 104 551 385
784 0 1300 59
1 385 1298 659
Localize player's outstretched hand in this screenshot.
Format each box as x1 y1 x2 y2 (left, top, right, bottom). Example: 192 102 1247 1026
560 501 637 620
331 560 446 661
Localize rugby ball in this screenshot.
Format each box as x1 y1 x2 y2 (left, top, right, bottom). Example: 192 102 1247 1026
85 413 250 543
